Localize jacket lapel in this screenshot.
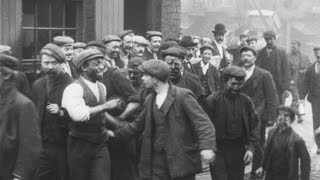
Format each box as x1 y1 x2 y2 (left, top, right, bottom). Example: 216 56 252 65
243 67 259 90
160 84 176 116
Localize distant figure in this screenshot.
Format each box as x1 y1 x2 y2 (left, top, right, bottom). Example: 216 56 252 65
211 23 230 71
226 33 249 66
256 106 310 180
144 31 163 60
256 31 290 103
179 35 199 73
117 30 134 68
131 35 149 59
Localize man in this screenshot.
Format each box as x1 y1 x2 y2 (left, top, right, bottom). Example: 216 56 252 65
102 35 123 69
256 31 290 102
117 30 134 68
288 40 312 123
0 45 30 96
127 57 148 95
211 23 230 70
192 45 220 97
113 60 216 180
158 41 179 58
73 42 86 63
143 31 162 60
53 36 79 79
226 33 249 66
162 46 205 103
61 49 121 180
30 43 73 180
300 46 320 154
206 65 260 180
179 35 199 73
131 35 149 59
256 106 310 180
247 36 258 50
238 46 279 179
0 54 41 180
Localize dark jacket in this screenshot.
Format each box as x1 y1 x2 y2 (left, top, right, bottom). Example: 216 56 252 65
68 61 79 79
183 60 196 74
115 84 216 179
241 66 279 122
31 72 73 144
256 46 290 96
211 41 229 71
192 61 220 94
184 69 199 82
0 87 41 180
301 63 320 101
263 128 310 180
206 92 260 153
15 71 30 97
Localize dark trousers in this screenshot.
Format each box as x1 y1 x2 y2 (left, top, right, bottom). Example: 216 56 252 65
210 139 246 180
251 120 267 174
146 151 195 180
311 97 320 148
37 143 68 180
67 136 111 180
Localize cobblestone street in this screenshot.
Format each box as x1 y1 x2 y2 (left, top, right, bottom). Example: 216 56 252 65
196 101 320 180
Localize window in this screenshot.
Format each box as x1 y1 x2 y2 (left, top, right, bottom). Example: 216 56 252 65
22 0 78 77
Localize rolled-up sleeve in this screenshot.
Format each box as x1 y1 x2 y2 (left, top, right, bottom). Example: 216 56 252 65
62 83 90 121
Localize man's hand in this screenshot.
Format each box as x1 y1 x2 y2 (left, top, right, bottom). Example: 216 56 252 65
255 167 264 177
46 103 60 114
243 150 253 165
103 99 121 110
200 150 215 163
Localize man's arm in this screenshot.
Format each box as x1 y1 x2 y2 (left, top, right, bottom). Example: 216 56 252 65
263 72 280 123
296 139 311 180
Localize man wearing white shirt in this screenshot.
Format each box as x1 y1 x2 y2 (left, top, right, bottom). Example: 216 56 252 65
62 49 121 180
239 46 279 179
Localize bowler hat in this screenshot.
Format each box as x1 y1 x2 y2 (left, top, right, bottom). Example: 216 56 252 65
212 23 227 34
179 35 198 47
138 59 170 82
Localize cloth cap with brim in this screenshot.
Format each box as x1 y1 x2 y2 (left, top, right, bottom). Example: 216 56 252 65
86 41 105 49
146 31 163 40
53 36 75 46
102 35 121 44
133 36 149 45
159 41 178 53
263 30 276 39
179 35 198 47
276 105 295 121
200 45 215 53
118 30 134 39
0 54 20 71
161 46 186 59
240 46 257 56
73 42 86 49
138 59 170 82
40 43 66 63
212 23 227 34
128 57 145 68
223 65 246 78
0 45 12 55
247 36 257 43
76 49 105 70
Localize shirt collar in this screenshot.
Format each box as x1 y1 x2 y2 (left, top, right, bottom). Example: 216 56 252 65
200 60 209 68
243 65 255 72
81 77 98 87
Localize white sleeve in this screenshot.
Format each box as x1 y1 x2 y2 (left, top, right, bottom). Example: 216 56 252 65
62 83 90 121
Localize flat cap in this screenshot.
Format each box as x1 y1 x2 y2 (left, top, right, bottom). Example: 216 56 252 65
0 54 20 70
73 42 86 49
180 35 198 47
314 46 320 51
240 46 257 56
138 59 170 82
0 45 12 55
53 36 74 46
200 44 214 53
161 46 186 59
146 31 163 39
133 35 148 45
159 41 178 53
76 49 105 70
102 35 121 44
40 43 66 63
86 41 105 49
246 36 257 42
128 57 145 68
263 30 276 39
118 30 134 39
276 105 295 121
223 65 246 78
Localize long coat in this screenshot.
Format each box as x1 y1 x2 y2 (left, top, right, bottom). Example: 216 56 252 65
115 84 216 179
241 66 279 123
263 128 310 180
256 46 290 97
192 61 220 94
0 87 41 180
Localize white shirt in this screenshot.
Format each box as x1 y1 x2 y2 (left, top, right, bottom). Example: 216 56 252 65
243 65 255 82
156 88 168 109
213 40 224 58
61 77 107 122
201 60 210 75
